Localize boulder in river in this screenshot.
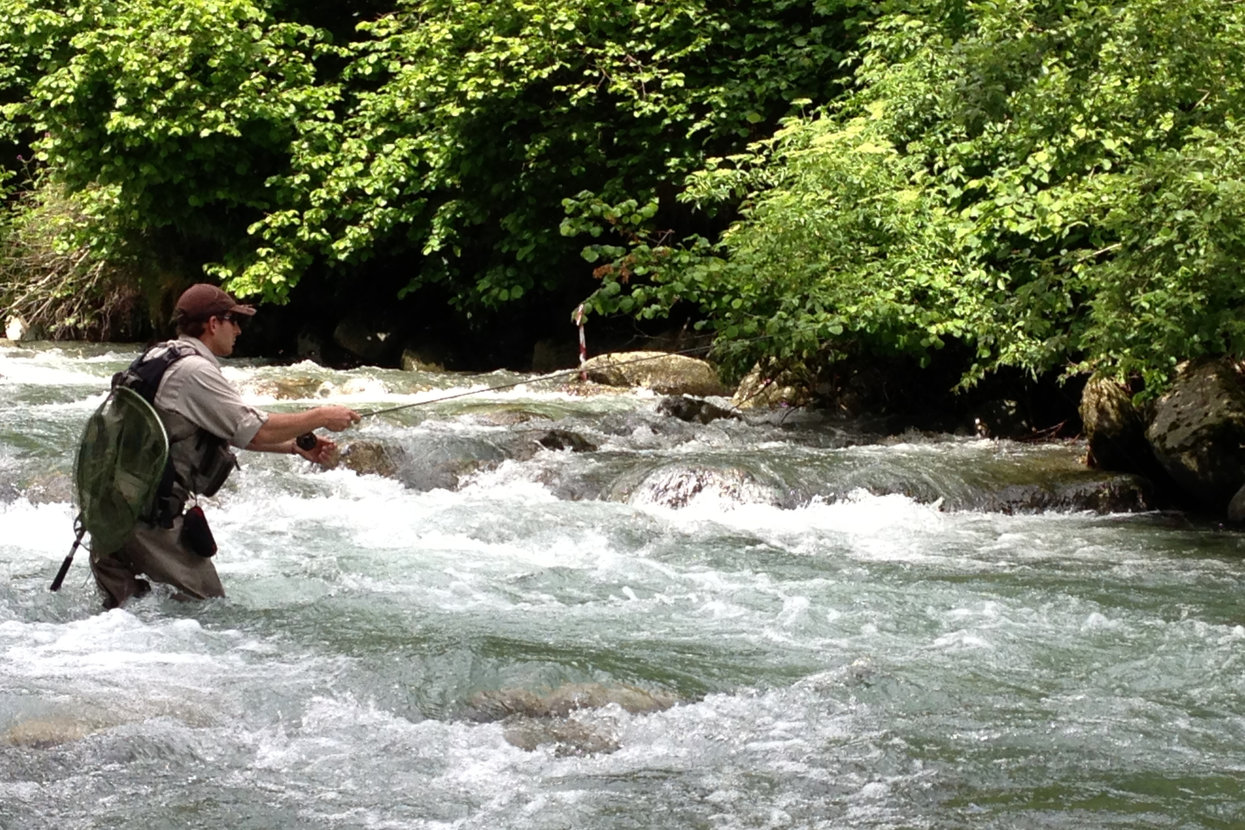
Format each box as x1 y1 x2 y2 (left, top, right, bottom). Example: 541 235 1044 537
534 429 599 453
400 345 448 373
1079 373 1152 472
1228 484 1245 524
582 351 728 397
1145 359 1245 514
730 363 811 410
328 440 401 479
5 315 32 342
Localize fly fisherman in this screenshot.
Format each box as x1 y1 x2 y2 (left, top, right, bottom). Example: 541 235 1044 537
90 283 361 609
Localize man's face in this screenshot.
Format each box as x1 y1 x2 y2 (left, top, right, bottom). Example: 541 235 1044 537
203 313 243 356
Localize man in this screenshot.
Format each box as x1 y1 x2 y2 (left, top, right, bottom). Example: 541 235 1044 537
90 283 361 609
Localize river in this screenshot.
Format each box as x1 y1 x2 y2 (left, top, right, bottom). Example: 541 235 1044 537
1 342 1241 829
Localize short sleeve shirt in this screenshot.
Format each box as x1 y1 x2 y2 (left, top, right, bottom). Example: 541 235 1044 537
153 336 267 449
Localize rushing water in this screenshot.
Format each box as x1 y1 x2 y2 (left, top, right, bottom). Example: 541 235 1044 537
1 342 1242 830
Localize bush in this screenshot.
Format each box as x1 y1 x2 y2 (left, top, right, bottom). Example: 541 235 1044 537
0 176 147 339
574 0 1245 394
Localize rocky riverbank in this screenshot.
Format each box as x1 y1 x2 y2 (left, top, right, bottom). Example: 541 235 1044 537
1081 359 1245 522
573 350 1244 521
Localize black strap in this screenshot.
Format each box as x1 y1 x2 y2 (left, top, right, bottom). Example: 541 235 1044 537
114 342 200 525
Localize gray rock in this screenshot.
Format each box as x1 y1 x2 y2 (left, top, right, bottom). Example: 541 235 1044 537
582 351 727 397
1145 359 1245 513
1228 483 1245 524
657 395 738 424
1079 373 1154 472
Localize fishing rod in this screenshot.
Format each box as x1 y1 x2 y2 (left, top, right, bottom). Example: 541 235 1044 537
293 341 726 450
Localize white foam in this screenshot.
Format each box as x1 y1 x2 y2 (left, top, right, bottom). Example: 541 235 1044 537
0 500 77 560
0 349 116 388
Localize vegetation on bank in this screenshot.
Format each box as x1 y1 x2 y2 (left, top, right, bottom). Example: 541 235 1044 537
575 0 1245 394
2 0 1243 396
2 0 864 343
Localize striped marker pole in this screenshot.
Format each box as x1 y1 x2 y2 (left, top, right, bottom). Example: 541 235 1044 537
575 304 587 381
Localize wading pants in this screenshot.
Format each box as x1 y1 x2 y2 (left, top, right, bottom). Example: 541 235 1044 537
89 515 224 608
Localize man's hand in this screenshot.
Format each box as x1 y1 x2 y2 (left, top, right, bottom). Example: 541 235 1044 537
318 405 362 432
295 434 340 467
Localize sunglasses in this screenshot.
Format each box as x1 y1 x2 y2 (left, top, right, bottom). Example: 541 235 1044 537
218 313 245 329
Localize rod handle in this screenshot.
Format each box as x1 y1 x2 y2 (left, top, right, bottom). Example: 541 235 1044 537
50 528 85 592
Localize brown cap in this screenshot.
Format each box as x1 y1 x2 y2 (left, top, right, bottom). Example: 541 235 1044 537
174 283 257 321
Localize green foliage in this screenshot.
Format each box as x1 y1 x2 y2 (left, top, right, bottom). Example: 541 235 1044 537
0 174 147 339
2 0 333 302
1 0 867 320
577 0 1245 393
232 0 865 309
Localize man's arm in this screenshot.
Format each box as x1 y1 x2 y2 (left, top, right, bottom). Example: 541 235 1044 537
246 406 361 450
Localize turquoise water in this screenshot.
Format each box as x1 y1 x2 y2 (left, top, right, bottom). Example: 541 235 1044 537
1 343 1242 829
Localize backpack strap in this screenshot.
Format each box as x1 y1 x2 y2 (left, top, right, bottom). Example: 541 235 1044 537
112 342 201 526
111 341 198 402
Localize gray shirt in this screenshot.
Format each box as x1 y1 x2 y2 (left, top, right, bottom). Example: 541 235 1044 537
154 336 267 449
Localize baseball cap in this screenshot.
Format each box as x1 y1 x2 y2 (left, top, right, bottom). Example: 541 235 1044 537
174 283 257 321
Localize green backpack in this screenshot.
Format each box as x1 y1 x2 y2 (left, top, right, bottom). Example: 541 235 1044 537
50 344 191 592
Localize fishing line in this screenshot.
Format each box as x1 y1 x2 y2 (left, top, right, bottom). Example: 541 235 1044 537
361 342 719 418
295 338 743 448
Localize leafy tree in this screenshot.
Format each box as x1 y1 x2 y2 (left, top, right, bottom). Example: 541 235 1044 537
2 0 332 265
575 0 1245 393
228 0 867 314
2 0 869 343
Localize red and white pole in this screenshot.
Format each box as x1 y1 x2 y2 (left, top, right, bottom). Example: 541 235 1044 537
574 304 587 381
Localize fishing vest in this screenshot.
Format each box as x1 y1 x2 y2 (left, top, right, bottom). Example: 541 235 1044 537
112 341 239 526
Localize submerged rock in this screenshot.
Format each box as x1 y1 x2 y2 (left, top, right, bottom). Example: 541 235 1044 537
18 471 74 504
657 395 738 425
500 716 622 756
462 682 682 756
463 682 680 722
249 376 325 400
330 440 402 479
2 717 97 748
